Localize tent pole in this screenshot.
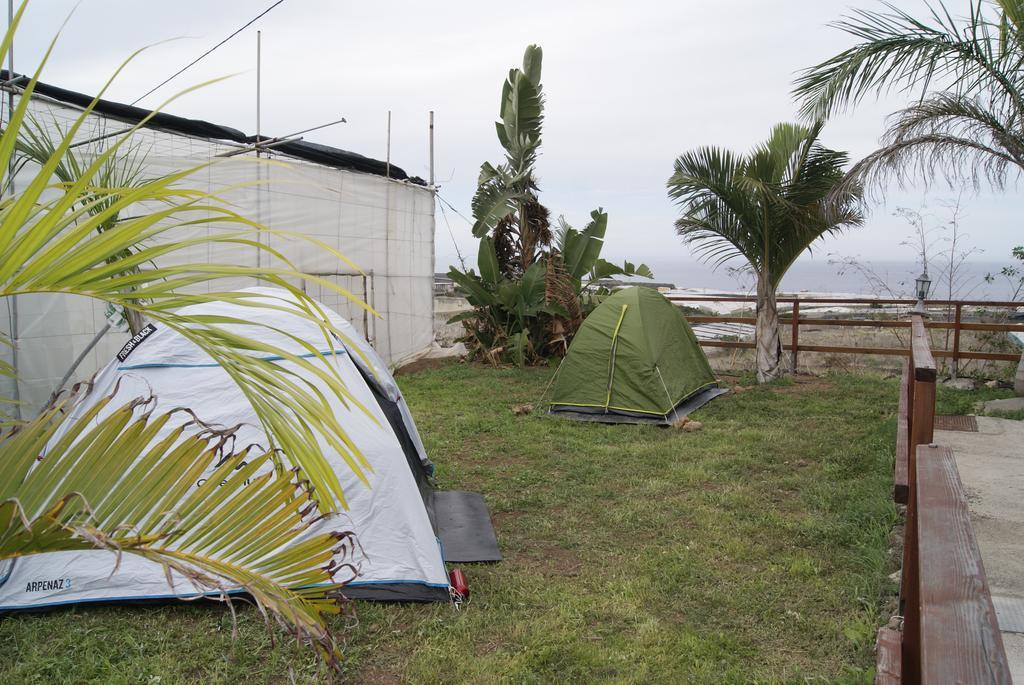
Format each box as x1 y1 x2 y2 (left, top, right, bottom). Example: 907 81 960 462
385 111 391 179
255 30 261 157
7 0 19 419
428 110 434 187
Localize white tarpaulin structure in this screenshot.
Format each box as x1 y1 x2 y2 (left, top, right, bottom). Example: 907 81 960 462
0 288 453 607
1 77 436 418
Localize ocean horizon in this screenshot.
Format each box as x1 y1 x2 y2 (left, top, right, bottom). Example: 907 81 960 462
637 257 1021 301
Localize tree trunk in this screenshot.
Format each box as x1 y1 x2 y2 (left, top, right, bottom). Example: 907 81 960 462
1015 351 1024 396
755 274 784 384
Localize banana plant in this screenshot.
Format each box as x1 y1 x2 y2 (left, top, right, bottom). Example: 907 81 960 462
552 208 652 303
453 46 653 365
470 44 552 279
447 236 562 366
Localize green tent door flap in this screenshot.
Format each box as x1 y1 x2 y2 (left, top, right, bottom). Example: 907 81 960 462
549 287 726 424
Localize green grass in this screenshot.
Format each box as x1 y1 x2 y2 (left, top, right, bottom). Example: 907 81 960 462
935 383 1013 415
986 408 1024 420
1 366 906 684
934 382 1024 419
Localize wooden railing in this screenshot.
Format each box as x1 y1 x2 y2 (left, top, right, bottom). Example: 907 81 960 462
875 316 1011 684
666 295 1024 370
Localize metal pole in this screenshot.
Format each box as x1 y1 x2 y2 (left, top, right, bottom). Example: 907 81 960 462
256 30 261 157
254 30 263 268
362 274 369 340
385 110 391 179
428 110 435 187
7 0 19 419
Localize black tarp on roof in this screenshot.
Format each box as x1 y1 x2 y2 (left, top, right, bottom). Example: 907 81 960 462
2 71 424 184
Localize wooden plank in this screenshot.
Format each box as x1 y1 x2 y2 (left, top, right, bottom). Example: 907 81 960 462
789 344 909 357
667 295 1024 307
790 297 799 372
957 321 1024 332
911 317 937 382
916 445 1012 684
699 340 754 349
686 316 756 324
695 340 1021 363
684 315 1024 333
875 627 903 685
788 318 913 328
911 380 935 452
932 349 1022 362
953 303 962 378
894 359 910 505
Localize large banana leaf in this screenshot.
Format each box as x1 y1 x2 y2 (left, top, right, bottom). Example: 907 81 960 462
497 45 544 173
477 236 501 285
470 174 521 238
0 390 350 667
560 209 609 280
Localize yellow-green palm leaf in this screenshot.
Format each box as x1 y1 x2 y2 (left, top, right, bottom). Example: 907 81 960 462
0 2 375 509
0 390 352 667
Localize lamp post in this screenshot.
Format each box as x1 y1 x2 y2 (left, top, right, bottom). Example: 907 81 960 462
912 269 931 316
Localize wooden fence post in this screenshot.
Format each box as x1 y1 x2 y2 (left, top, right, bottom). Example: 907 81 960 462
790 297 799 373
952 303 962 379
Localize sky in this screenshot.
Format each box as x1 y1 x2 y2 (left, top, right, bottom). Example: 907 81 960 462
12 0 1024 291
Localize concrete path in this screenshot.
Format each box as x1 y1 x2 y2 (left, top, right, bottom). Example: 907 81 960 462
938 417 1024 680
983 397 1024 413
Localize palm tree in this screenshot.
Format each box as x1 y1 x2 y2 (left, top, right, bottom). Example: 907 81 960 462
0 2 375 668
667 123 863 383
793 0 1024 392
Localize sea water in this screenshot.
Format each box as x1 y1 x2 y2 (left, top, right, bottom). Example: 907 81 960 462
642 257 1021 301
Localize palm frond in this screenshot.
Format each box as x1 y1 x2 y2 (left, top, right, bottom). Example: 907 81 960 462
0 390 352 668
0 60 378 508
667 123 863 285
0 2 383 668
830 89 1024 202
794 0 1024 121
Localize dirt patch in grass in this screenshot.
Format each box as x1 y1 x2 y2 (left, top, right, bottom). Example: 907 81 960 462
520 543 583 577
770 375 834 394
393 356 457 377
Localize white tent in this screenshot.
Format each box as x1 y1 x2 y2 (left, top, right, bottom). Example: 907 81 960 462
0 288 487 608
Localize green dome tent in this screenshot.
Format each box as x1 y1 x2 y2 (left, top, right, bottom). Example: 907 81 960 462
549 287 725 424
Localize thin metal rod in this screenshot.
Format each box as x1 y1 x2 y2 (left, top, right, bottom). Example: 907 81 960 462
385 110 391 179
68 126 136 150
213 117 347 158
7 0 19 419
215 135 301 158
49 324 111 405
0 74 26 89
362 274 369 340
428 110 435 187
130 0 285 106
256 30 261 157
277 117 346 139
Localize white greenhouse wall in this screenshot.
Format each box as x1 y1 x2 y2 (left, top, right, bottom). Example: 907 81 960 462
2 95 435 417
